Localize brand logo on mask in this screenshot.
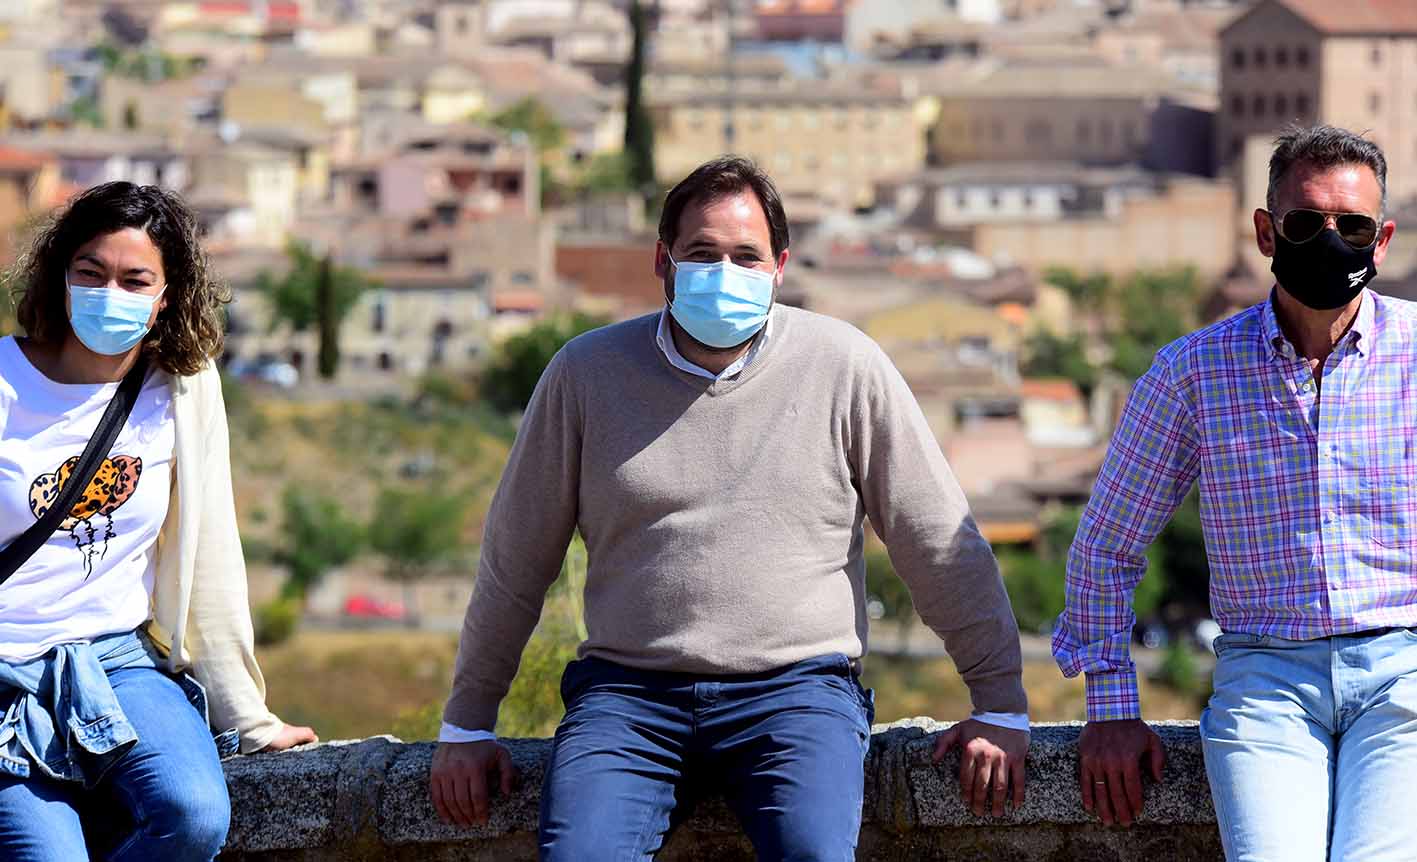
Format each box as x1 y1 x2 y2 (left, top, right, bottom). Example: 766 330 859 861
1348 268 1369 289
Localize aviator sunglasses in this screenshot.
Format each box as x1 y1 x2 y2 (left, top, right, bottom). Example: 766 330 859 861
1270 208 1380 249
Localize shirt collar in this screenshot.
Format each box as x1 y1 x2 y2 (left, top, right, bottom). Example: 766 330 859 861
1260 286 1373 361
654 306 776 381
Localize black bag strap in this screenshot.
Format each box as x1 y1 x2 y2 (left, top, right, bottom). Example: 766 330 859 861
0 355 150 586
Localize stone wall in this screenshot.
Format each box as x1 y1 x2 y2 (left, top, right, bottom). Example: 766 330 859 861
216 720 1223 862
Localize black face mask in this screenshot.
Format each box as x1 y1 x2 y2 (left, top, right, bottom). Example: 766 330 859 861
1271 227 1377 311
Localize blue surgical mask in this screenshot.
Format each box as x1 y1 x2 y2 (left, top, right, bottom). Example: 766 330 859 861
68 283 165 356
668 255 776 349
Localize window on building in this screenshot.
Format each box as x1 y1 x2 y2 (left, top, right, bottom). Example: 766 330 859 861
1231 136 1243 158
1231 94 1245 117
1022 190 1034 209
1076 119 1092 143
1371 91 1382 112
955 189 967 208
1276 46 1288 67
1372 44 1382 65
1275 93 1288 116
377 352 393 371
1253 94 1266 116
1297 45 1310 67
989 191 1001 209
1232 47 1245 69
371 300 386 333
1254 46 1267 67
1297 93 1311 116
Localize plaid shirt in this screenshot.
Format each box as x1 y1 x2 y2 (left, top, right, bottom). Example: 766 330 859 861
1054 289 1417 722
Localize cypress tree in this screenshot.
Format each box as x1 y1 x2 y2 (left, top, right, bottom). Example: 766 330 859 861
624 0 656 201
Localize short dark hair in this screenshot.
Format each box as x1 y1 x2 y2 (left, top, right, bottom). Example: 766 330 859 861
657 156 789 257
11 181 229 376
1267 124 1388 214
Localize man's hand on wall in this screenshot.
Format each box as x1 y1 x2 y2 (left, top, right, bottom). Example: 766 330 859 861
1077 719 1165 827
430 740 518 827
933 719 1030 818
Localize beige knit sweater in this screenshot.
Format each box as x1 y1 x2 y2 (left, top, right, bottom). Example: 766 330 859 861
444 307 1027 732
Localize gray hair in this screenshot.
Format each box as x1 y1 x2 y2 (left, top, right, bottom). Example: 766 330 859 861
1267 124 1387 215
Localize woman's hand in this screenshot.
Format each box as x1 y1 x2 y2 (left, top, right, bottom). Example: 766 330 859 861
259 722 319 752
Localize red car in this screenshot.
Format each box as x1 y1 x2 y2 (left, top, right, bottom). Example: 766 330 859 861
342 594 407 621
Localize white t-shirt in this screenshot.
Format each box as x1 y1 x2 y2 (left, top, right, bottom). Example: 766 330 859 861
0 336 174 661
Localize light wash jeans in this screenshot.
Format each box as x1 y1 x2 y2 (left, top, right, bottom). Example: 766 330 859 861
0 632 231 861
1201 627 1417 862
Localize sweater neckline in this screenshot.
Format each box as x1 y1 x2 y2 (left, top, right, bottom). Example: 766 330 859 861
655 308 791 397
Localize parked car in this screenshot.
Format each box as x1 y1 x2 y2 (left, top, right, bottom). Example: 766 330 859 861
342 594 407 622
226 356 299 389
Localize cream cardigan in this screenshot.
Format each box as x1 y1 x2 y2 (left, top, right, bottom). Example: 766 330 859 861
143 363 282 753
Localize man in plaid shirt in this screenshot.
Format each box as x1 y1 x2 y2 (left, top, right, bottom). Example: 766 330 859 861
1054 124 1417 860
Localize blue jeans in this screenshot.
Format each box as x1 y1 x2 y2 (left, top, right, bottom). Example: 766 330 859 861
0 663 231 861
539 653 875 861
1201 627 1417 862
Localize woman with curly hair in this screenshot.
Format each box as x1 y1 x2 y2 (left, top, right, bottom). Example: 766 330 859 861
0 181 316 861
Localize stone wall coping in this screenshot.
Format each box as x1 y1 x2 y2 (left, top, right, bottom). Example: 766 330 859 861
218 720 1220 861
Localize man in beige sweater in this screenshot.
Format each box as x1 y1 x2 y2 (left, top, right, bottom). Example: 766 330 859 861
429 157 1030 859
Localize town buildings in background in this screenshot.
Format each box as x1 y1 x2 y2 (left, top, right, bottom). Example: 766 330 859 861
3 0 1416 543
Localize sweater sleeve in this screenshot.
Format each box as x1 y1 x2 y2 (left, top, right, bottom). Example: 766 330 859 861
186 367 284 753
850 344 1027 716
443 350 582 732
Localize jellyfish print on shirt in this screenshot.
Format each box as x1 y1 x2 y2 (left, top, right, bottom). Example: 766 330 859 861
28 455 143 577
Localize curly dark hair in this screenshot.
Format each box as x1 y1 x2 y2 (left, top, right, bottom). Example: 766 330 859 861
11 181 230 376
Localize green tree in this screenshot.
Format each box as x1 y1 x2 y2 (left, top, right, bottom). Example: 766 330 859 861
256 241 375 380
576 151 636 195
864 546 915 624
1155 491 1210 613
480 313 608 413
0 280 17 338
275 486 364 598
368 487 468 622
997 548 1067 635
487 98 566 155
1020 330 1098 398
623 0 656 201
1109 267 1201 380
1043 267 1110 313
